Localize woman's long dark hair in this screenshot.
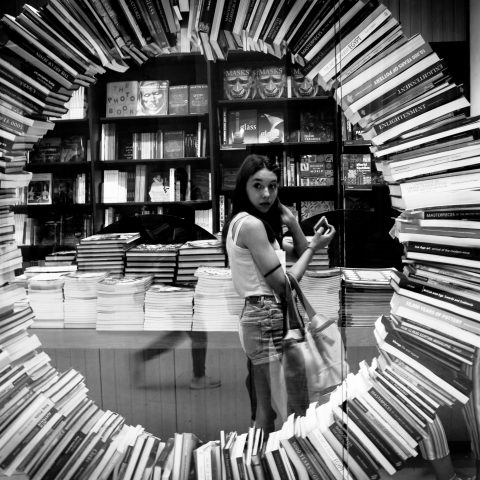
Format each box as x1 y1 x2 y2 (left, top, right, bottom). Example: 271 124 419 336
222 154 282 253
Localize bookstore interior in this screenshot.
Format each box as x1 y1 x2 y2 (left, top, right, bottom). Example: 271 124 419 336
1 0 480 478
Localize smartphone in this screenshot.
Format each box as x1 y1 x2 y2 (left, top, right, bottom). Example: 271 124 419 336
314 216 328 232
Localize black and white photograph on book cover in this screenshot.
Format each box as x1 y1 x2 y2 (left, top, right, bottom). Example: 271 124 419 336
27 172 52 205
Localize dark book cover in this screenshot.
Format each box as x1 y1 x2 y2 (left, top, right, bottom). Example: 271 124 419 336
188 84 208 114
52 177 74 204
223 66 256 100
117 134 134 160
257 111 284 143
29 137 62 163
300 111 334 143
254 65 287 99
227 109 257 144
60 136 85 163
163 130 185 158
168 85 189 115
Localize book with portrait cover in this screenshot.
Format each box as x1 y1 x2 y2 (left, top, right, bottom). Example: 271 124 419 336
254 64 287 99
188 84 208 114
105 81 139 117
227 109 258 144
291 67 324 97
136 80 169 116
223 66 256 100
168 85 189 115
27 172 52 205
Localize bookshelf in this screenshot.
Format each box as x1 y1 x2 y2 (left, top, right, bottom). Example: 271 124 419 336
13 105 94 257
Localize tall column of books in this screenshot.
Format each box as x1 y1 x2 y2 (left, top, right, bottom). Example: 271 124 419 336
0 0 478 479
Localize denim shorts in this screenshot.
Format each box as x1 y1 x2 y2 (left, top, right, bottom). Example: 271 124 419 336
238 298 284 366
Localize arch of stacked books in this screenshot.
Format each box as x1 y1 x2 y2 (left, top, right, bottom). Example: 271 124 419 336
0 1 479 478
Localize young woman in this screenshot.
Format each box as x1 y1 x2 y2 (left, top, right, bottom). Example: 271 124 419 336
222 154 335 434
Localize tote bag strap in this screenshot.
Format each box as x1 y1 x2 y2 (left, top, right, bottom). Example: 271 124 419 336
284 274 306 334
286 272 336 332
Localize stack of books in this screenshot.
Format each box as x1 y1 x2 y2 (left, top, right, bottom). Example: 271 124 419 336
0 239 23 284
63 271 109 329
76 232 140 277
341 267 396 328
284 238 330 270
44 250 77 266
298 268 342 324
27 272 66 328
176 239 226 283
96 275 153 331
191 267 243 332
125 243 182 284
144 284 194 331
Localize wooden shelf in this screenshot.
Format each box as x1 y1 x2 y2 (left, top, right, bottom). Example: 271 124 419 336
96 157 209 166
100 113 208 122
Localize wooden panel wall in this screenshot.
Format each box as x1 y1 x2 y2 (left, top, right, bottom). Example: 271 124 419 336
45 343 252 442
382 0 468 41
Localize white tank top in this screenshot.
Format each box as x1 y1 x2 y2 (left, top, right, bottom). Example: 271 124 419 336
226 212 285 298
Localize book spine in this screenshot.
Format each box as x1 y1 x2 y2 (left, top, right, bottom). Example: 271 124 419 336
287 437 322 480
379 331 471 398
369 88 467 140
318 7 392 80
295 0 356 57
343 42 433 108
300 0 379 71
367 386 423 442
392 272 480 316
406 241 480 261
328 422 380 480
263 0 296 46
356 59 447 120
343 400 402 470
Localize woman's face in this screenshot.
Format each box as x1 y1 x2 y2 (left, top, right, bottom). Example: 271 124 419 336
246 167 278 214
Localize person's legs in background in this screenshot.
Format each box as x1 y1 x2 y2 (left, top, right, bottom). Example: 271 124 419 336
189 330 221 389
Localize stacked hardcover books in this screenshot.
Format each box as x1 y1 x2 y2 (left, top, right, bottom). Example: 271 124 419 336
176 239 226 284
341 267 396 327
76 232 140 277
125 243 182 284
